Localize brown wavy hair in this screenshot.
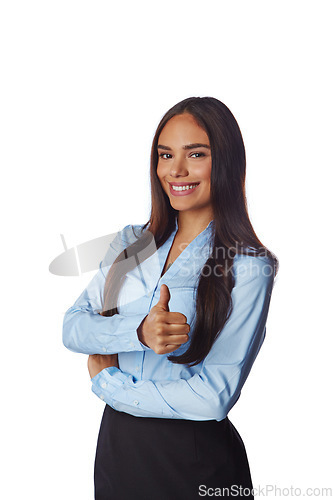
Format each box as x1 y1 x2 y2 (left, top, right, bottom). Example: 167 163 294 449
100 96 279 367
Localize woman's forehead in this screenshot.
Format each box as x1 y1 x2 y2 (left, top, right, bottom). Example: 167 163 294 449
159 114 209 144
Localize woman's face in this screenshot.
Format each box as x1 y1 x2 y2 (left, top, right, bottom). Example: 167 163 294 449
156 113 212 217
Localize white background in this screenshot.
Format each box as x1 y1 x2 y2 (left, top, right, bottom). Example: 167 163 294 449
1 1 332 498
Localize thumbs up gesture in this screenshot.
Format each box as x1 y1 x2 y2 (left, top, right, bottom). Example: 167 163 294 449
137 284 190 355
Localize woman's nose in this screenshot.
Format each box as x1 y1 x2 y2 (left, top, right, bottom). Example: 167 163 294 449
170 157 188 177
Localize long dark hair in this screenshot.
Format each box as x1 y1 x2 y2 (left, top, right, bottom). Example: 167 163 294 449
100 96 279 367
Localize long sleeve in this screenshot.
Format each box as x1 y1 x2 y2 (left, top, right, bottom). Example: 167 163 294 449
90 255 276 421
62 224 150 355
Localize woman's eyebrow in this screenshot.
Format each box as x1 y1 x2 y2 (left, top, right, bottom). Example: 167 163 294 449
157 143 211 151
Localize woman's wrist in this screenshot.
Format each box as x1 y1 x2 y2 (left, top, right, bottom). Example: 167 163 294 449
88 353 119 379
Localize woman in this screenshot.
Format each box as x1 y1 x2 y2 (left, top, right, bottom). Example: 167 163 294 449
63 96 278 499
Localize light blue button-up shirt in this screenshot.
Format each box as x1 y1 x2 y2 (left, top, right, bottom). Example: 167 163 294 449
62 217 275 421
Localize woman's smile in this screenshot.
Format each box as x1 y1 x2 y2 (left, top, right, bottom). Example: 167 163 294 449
168 181 200 196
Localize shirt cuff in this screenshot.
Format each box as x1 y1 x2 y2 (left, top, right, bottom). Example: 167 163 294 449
103 312 150 353
136 315 152 351
91 366 128 402
138 340 152 351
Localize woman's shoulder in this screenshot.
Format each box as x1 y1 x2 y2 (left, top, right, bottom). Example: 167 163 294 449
118 222 148 241
111 222 154 255
101 223 149 270
232 249 276 288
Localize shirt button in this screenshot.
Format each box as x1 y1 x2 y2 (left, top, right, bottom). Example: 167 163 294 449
135 365 140 372
102 347 107 352
133 400 139 406
130 342 135 348
101 382 107 389
99 394 105 400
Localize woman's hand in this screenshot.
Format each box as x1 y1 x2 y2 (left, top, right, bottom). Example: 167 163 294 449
88 353 119 379
137 284 190 355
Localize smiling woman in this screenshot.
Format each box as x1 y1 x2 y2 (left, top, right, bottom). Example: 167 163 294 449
157 113 213 211
62 96 279 499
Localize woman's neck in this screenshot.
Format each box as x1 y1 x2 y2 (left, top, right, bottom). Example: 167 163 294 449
176 210 214 238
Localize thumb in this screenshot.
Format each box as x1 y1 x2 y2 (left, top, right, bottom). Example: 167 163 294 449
157 284 170 312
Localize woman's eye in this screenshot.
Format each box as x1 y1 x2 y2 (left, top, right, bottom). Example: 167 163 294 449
158 152 205 159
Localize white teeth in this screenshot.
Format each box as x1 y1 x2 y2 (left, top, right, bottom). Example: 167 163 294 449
171 184 199 191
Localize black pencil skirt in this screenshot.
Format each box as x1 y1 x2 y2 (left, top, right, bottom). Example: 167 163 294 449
94 404 254 500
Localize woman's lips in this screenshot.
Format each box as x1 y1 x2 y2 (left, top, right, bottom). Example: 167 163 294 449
168 182 200 197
